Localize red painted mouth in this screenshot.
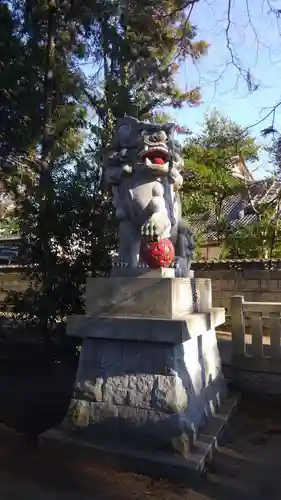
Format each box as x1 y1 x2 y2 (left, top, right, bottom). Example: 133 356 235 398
143 150 168 165
152 156 165 165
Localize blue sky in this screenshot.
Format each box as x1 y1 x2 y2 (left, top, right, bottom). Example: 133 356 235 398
169 0 281 179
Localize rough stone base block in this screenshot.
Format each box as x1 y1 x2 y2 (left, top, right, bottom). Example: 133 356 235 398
43 395 237 481
58 326 227 458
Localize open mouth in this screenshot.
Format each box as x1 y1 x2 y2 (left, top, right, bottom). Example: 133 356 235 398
141 149 169 166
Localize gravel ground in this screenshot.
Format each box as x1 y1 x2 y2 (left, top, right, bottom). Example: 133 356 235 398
0 395 281 499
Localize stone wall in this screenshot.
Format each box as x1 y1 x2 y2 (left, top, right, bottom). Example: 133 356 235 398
0 266 30 308
194 269 281 328
2 265 281 327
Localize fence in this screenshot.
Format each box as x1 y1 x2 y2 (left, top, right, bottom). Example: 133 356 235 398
0 266 30 306
230 294 281 394
194 269 281 329
2 263 281 322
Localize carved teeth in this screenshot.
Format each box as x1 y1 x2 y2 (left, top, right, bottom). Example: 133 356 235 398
144 158 170 168
150 146 168 154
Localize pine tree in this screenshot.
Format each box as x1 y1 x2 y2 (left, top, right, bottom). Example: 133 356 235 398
0 0 208 339
182 110 260 247
84 0 208 147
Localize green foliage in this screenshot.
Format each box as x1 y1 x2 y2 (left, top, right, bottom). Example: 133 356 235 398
4 152 116 337
0 3 38 157
0 188 19 236
0 1 86 162
192 110 260 162
192 231 205 260
222 199 281 260
0 215 20 237
0 0 92 335
0 0 209 340
182 110 260 247
85 0 208 146
262 128 281 178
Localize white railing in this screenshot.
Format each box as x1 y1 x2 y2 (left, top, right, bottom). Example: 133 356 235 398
231 295 281 373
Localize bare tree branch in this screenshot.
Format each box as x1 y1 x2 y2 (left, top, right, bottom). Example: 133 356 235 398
225 0 259 93
205 0 281 131
243 100 281 133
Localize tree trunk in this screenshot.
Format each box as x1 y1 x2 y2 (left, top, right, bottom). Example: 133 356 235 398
38 0 56 341
101 14 115 148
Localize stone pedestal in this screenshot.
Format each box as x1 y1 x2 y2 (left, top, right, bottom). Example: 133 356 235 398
48 268 233 477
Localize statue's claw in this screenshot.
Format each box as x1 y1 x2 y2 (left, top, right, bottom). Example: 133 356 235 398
123 165 133 175
140 220 156 240
141 213 168 241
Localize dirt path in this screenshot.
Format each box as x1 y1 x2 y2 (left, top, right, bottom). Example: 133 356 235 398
0 396 281 499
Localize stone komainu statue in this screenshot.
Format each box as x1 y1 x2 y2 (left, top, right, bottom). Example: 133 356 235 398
103 116 195 276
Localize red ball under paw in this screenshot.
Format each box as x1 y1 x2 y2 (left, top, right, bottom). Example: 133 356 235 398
140 238 175 268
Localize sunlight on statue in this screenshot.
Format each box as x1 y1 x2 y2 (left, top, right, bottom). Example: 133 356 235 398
103 116 195 276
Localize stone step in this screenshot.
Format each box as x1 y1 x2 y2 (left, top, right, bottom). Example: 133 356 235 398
67 308 225 343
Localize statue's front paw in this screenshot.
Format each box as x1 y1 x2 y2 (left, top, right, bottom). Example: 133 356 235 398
141 213 168 240
123 165 133 175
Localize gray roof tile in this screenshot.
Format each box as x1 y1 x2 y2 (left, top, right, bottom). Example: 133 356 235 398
188 180 281 242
